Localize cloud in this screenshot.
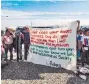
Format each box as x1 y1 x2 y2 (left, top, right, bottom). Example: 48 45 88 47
1 10 89 24
1 9 89 29
1 10 89 18
1 0 89 1
1 2 18 7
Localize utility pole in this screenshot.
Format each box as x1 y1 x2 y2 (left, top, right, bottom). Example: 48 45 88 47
31 21 32 27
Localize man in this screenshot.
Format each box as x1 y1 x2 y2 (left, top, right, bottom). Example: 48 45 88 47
15 30 23 61
22 27 30 61
77 30 83 59
2 29 13 61
81 29 89 66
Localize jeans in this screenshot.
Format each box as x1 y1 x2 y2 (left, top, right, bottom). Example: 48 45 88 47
77 50 81 58
24 43 29 60
81 49 89 66
16 36 22 61
4 44 13 61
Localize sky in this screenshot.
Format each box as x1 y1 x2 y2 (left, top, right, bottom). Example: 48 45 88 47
1 0 89 29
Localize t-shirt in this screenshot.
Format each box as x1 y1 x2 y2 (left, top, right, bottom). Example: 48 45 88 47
3 35 13 44
81 36 89 46
77 35 82 41
77 35 82 50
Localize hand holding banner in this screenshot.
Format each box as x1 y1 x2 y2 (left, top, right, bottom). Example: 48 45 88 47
27 21 77 71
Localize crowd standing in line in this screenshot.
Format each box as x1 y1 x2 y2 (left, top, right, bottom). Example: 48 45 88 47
1 26 89 67
1 27 30 62
77 29 89 67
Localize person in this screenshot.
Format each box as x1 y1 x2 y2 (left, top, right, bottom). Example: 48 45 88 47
81 29 89 66
1 41 5 60
2 29 14 61
22 27 30 61
12 30 16 52
77 30 83 59
15 30 23 61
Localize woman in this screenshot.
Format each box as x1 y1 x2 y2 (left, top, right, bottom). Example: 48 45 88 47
2 30 14 61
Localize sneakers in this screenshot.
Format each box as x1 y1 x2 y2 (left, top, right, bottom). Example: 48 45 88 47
78 57 81 60
79 74 86 80
79 67 89 74
84 64 89 68
24 60 27 62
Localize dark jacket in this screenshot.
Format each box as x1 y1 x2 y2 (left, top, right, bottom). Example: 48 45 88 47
22 31 30 44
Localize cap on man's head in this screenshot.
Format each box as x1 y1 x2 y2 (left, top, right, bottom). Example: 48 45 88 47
84 29 89 33
23 26 27 29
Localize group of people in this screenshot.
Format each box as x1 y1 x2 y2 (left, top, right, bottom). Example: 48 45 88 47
1 25 89 66
77 28 89 67
1 27 30 62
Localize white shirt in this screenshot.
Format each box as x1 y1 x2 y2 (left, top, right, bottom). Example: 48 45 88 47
3 35 13 44
81 36 89 46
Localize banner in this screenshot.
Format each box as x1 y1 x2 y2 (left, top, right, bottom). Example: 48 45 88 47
27 21 77 71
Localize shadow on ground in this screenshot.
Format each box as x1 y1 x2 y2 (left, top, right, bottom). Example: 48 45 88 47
66 76 89 84
1 61 75 80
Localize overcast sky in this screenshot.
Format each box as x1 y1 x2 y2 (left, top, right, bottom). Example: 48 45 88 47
1 0 89 29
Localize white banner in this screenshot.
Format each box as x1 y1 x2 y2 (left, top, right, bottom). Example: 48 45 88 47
27 21 77 71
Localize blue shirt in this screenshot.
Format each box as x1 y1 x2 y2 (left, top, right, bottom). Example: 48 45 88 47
77 35 82 41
